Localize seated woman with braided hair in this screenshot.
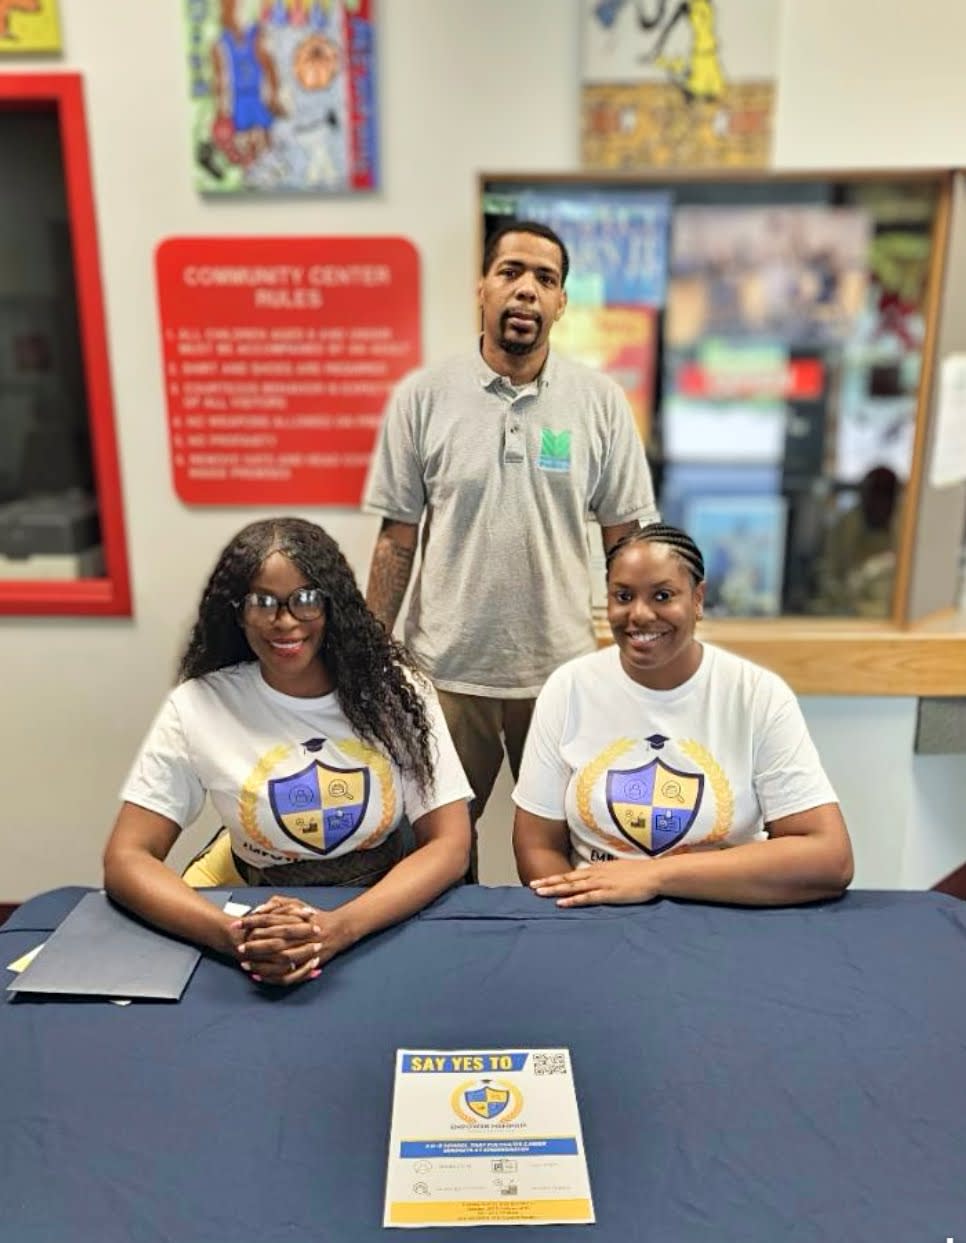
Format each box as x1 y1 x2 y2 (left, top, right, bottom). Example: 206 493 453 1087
103 517 472 987
512 523 853 908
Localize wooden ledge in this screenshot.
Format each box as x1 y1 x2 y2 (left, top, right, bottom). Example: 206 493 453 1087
594 615 966 696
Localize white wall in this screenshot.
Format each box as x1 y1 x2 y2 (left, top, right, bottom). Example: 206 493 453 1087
773 0 966 169
2 0 965 899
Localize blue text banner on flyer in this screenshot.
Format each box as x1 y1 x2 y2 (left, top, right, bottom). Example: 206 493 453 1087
400 1139 579 1158
384 1047 594 1229
402 1052 530 1073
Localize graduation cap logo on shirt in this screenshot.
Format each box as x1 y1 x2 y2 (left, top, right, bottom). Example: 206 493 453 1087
268 760 371 855
606 758 703 855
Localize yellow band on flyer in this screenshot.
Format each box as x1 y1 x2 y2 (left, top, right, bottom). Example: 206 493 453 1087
389 1198 592 1224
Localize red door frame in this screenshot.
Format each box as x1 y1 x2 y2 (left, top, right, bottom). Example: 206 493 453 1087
0 72 131 616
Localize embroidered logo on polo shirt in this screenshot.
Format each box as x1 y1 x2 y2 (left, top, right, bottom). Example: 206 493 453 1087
538 428 571 472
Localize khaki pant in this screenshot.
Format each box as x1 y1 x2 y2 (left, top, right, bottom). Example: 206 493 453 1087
435 689 535 882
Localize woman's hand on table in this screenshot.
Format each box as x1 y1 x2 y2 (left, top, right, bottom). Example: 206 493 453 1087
229 895 357 986
530 860 661 907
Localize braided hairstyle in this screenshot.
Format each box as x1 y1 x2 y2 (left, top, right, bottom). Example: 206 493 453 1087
605 522 706 586
178 518 436 794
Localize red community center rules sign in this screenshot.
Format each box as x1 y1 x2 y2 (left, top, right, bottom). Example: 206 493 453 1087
155 237 420 504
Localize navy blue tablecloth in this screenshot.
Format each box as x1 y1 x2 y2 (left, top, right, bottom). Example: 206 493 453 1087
1 886 964 1242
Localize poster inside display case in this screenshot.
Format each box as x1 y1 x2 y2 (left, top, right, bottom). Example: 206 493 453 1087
482 173 944 621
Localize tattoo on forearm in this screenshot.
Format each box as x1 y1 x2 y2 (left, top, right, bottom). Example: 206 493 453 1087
601 521 639 554
366 536 416 630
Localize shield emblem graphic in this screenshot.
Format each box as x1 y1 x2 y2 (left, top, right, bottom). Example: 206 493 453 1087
268 761 370 855
464 1084 510 1121
606 758 703 855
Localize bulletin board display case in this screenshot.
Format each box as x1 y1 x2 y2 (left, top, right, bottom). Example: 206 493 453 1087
480 170 966 694
0 74 130 616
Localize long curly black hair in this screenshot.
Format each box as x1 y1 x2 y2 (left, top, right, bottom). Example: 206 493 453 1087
178 517 435 794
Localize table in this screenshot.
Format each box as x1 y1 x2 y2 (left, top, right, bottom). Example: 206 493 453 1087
2 886 964 1242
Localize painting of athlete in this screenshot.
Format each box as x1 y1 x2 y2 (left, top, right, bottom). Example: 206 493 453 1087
184 0 378 193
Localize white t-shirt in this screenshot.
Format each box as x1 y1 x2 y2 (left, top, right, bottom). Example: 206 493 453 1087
121 663 473 871
512 644 837 867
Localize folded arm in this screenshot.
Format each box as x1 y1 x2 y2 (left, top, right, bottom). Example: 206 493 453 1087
103 805 324 985
235 799 471 978
523 802 854 908
323 798 471 940
104 803 242 955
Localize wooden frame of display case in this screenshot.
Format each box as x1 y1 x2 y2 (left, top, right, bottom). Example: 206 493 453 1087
0 73 131 616
480 169 966 695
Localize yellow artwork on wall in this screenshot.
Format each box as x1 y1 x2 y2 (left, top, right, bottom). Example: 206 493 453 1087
582 80 774 171
580 0 779 170
0 0 61 53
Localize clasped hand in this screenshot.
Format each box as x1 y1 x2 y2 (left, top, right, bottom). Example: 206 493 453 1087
227 895 354 986
530 859 661 907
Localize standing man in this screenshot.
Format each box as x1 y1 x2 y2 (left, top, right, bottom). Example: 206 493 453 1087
362 220 658 878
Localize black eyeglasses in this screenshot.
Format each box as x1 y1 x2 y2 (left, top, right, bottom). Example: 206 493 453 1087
236 586 326 626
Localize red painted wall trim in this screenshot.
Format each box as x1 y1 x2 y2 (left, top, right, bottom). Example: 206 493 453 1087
0 73 131 616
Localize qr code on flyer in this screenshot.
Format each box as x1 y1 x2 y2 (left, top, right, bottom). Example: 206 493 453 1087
533 1052 567 1076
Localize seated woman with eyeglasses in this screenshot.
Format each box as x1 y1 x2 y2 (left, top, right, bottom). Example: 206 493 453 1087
103 517 472 987
512 523 853 908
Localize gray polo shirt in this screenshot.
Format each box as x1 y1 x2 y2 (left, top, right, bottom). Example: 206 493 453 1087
362 348 658 697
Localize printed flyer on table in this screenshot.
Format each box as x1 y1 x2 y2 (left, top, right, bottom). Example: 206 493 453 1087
384 1048 594 1228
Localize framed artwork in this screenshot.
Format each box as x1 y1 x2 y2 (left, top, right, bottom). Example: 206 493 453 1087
0 0 61 53
580 0 780 170
183 0 378 194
